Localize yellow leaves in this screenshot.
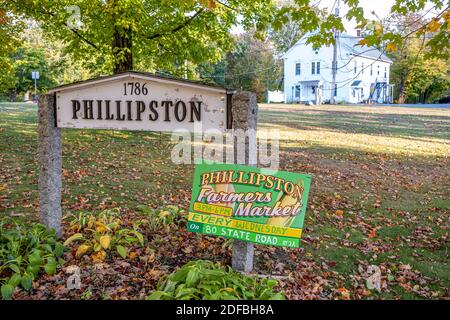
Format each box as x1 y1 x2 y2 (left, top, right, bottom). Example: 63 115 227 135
385 42 397 53
76 244 91 257
147 268 162 280
368 228 377 239
443 10 450 21
91 250 106 263
199 0 216 9
0 183 7 192
95 221 108 233
65 209 145 262
64 233 83 246
129 251 139 259
159 210 170 218
221 287 235 294
374 23 383 36
335 210 344 216
427 18 441 33
208 0 216 10
99 235 111 249
443 10 450 30
358 38 368 46
337 287 350 300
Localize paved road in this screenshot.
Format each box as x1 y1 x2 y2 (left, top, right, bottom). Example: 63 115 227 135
361 103 450 109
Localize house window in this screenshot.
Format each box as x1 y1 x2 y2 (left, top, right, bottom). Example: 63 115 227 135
295 63 301 75
311 62 316 75
361 62 364 74
295 85 301 98
370 64 373 76
354 61 357 74
384 67 387 78
316 62 320 74
334 84 337 97
312 86 316 94
377 65 380 75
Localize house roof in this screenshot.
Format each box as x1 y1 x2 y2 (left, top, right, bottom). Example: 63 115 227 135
48 71 233 94
339 35 393 64
284 33 393 64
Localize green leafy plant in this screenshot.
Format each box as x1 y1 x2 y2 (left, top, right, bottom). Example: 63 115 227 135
137 205 185 232
64 208 145 261
147 260 285 300
0 217 65 300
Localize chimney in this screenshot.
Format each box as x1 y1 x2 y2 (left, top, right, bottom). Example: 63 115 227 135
356 29 361 37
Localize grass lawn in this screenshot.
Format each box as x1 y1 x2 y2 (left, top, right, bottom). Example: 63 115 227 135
0 102 449 300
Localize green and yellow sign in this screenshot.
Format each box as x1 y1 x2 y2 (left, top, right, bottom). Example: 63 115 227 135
187 163 311 248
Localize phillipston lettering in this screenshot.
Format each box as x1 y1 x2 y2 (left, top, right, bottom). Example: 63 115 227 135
51 72 228 132
71 99 202 123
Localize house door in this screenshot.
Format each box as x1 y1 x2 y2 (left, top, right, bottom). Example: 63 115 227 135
294 85 301 102
303 86 315 102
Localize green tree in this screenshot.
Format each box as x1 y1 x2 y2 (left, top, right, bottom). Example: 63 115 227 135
2 0 448 77
9 45 56 97
0 8 24 96
269 6 328 55
387 12 450 103
3 0 279 75
391 39 449 103
1 23 94 99
198 31 282 102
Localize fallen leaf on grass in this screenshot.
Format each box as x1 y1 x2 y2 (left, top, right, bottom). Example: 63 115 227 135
76 245 91 257
91 250 106 263
338 287 350 299
368 228 377 238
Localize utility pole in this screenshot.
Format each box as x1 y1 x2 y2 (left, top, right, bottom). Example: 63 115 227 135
330 1 340 104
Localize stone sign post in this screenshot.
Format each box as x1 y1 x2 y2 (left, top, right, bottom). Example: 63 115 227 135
37 71 258 272
38 93 62 238
230 91 258 273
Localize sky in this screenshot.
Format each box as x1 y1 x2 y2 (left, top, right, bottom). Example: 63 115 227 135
232 0 439 35
319 0 395 35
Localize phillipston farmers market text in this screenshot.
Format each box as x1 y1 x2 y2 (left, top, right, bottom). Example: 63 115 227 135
70 99 202 123
198 170 304 217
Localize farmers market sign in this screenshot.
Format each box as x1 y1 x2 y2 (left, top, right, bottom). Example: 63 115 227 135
187 163 311 248
48 71 232 132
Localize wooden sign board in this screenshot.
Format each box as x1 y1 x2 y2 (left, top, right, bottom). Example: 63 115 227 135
48 71 231 132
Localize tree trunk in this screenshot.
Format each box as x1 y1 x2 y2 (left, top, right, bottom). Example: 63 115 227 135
8 89 17 102
397 81 405 104
397 70 407 104
112 26 133 74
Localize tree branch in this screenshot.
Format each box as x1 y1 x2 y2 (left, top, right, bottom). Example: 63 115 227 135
40 8 100 50
147 8 205 40
401 5 449 39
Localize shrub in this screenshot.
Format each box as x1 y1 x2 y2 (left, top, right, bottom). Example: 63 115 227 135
64 208 145 261
0 217 65 300
147 260 285 300
137 205 184 232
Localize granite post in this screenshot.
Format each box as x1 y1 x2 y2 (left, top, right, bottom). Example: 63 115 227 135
38 94 62 237
230 91 258 273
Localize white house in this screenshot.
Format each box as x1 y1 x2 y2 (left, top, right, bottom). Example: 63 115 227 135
283 33 394 104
